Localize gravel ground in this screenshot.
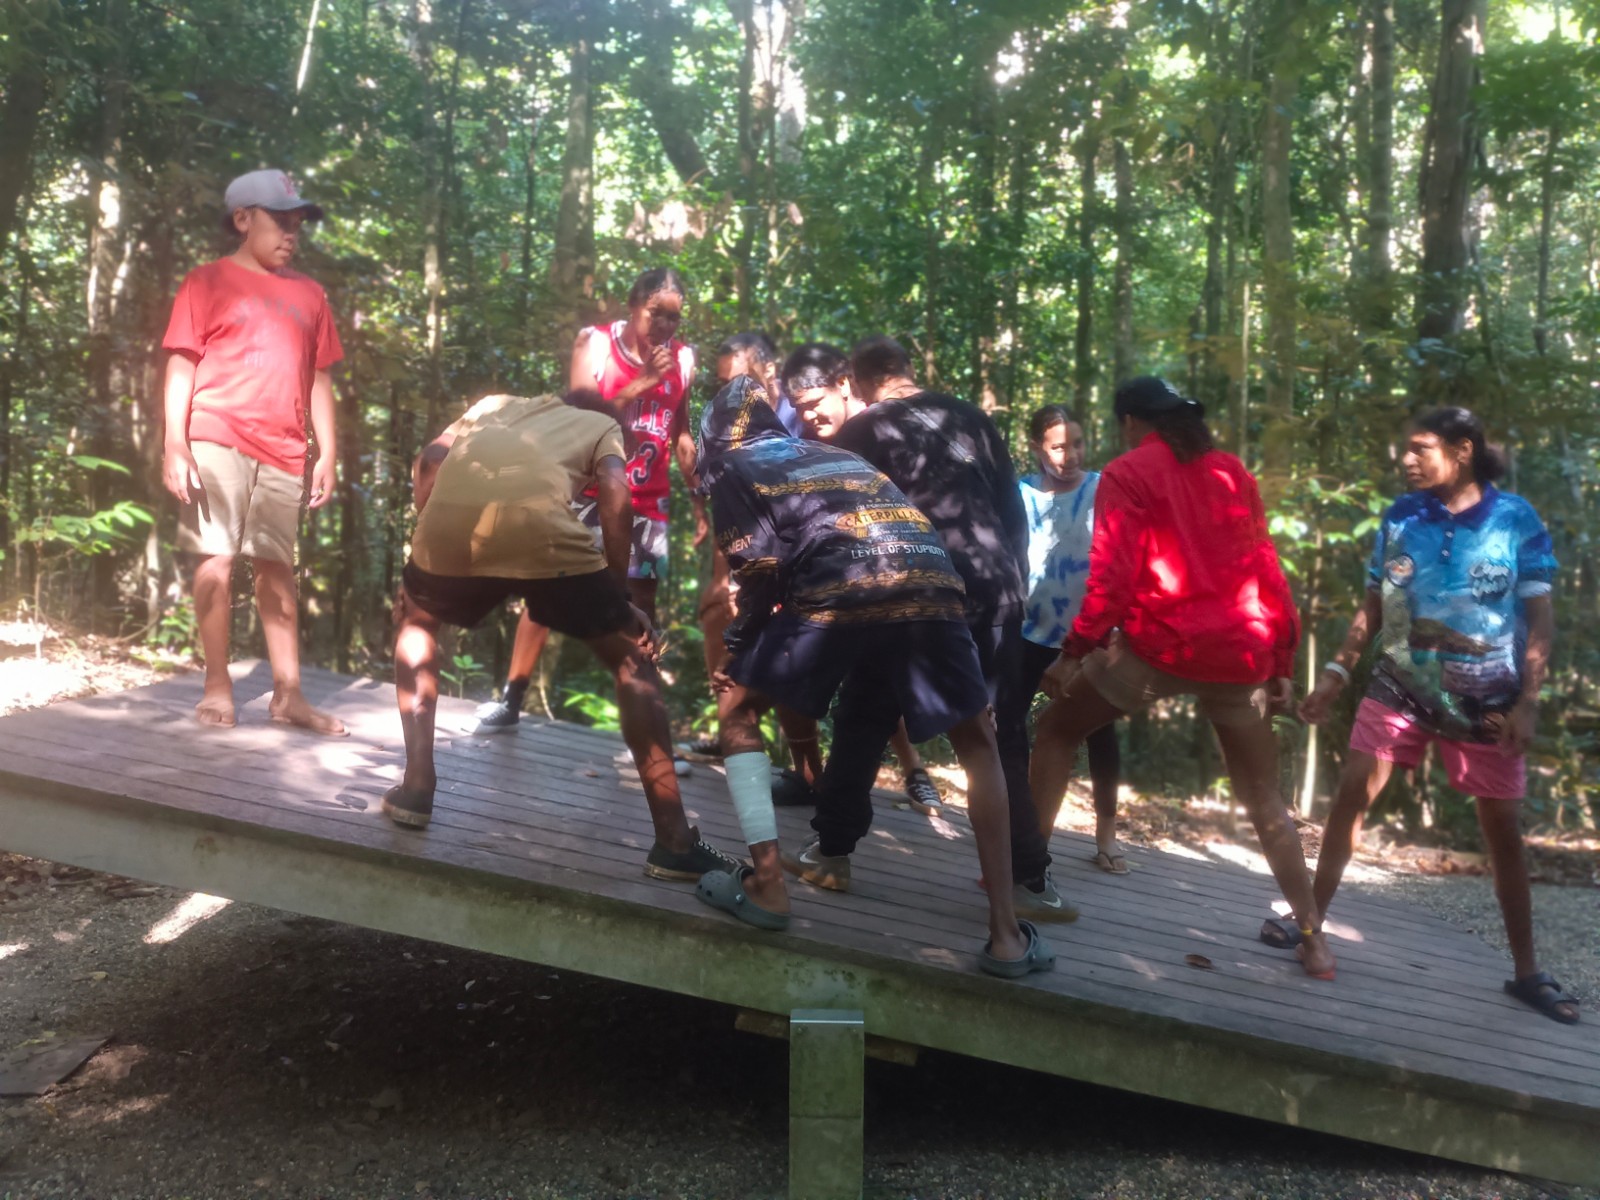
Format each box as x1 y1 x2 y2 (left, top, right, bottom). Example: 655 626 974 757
1 857 1595 1200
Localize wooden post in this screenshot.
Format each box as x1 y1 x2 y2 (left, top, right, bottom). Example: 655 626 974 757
788 1009 864 1200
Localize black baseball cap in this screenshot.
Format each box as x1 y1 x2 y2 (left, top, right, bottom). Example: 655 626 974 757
1114 376 1205 419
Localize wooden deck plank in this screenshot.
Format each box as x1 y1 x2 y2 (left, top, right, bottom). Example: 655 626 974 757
2 687 1596 1088
2 701 1594 1092
2 661 1597 1188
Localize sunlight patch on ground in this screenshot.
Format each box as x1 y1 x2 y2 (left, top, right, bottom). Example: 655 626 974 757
143 893 231 945
0 657 83 716
1152 839 1208 861
0 942 28 961
1203 841 1272 875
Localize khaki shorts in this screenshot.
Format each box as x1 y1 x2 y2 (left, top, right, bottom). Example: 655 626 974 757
1081 640 1270 729
178 441 303 565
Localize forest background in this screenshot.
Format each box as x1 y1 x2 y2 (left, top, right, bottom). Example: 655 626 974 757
2 0 1598 843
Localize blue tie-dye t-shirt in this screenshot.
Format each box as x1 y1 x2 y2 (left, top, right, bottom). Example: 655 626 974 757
1366 485 1556 741
1020 472 1098 648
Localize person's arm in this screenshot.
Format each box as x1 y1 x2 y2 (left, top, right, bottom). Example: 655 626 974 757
411 429 459 513
712 476 782 658
669 399 709 545
1503 594 1553 754
568 327 672 412
161 352 202 503
307 368 337 510
593 455 632 590
1299 589 1383 724
983 415 1031 572
1063 468 1140 658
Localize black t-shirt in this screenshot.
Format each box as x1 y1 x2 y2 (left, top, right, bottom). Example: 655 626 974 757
833 391 1029 624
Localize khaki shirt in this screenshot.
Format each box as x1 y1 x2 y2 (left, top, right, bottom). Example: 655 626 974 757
410 394 625 579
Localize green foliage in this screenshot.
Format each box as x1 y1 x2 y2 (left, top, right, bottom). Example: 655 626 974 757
2 0 1598 838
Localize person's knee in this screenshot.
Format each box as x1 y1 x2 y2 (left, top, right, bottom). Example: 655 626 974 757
193 554 234 584
720 709 765 757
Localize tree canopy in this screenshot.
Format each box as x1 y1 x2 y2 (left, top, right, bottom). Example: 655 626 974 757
2 0 1597 832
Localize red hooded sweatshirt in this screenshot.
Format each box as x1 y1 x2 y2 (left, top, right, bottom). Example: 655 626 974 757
1064 432 1299 683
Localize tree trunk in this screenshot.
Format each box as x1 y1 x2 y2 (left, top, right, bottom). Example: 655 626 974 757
1259 0 1303 494
551 15 596 345
1358 0 1399 442
1534 124 1560 358
1113 137 1135 386
731 1 759 326
635 0 711 184
1415 0 1487 343
517 79 541 327
919 116 944 386
970 70 1000 412
0 3 49 255
0 242 29 595
1073 130 1099 412
1003 110 1031 412
86 0 129 625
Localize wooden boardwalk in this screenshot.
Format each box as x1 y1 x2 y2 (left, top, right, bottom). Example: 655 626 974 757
0 660 1597 1191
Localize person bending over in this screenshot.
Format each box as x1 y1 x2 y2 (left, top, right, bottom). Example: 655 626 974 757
473 270 699 768
386 390 737 884
681 332 822 783
785 335 1070 925
1028 376 1334 980
1292 407 1574 1023
1019 405 1123 870
691 377 1053 978
772 341 943 816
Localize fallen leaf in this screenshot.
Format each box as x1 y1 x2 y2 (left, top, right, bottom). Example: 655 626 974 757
1184 954 1214 970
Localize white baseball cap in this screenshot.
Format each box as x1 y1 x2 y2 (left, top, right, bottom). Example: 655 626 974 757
223 169 325 221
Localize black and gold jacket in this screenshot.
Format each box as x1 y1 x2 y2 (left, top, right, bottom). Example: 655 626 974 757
697 377 966 657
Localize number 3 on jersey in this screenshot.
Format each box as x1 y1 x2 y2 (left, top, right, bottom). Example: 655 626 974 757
627 441 659 488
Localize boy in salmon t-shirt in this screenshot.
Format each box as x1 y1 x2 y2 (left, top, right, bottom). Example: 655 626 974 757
160 168 345 735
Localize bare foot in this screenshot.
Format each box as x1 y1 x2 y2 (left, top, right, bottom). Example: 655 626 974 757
743 872 792 916
1297 933 1337 980
195 687 236 728
269 689 348 737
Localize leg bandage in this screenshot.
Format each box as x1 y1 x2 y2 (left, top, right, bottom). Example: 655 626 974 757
724 751 778 846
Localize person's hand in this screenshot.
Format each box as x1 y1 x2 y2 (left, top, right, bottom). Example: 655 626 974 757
1496 698 1538 757
391 586 412 627
639 343 674 389
693 505 710 548
710 668 737 695
309 454 337 510
1298 673 1344 725
1267 676 1295 714
1041 653 1082 700
628 604 659 657
163 442 203 505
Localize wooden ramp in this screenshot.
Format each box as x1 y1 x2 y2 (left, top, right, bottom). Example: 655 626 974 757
0 662 1596 1193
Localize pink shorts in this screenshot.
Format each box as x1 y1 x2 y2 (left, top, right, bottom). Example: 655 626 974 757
1349 698 1525 800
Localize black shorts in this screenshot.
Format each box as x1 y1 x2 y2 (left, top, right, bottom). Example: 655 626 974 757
728 613 988 744
401 561 632 639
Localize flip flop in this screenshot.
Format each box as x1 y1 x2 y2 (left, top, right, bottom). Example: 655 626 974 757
381 785 434 830
1089 850 1129 875
979 920 1057 979
1259 915 1305 950
695 867 791 932
1505 971 1581 1025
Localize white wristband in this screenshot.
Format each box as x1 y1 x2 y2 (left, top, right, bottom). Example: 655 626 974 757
1323 661 1351 684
